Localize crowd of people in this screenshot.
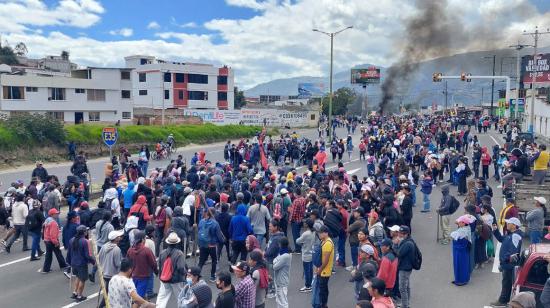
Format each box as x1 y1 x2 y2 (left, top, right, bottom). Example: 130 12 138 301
0 113 549 308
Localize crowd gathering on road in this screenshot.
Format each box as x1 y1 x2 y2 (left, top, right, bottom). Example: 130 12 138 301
1 113 550 308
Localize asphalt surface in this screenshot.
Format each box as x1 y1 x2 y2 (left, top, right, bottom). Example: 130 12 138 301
0 126 506 308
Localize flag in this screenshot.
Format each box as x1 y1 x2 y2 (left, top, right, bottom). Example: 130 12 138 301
259 128 268 170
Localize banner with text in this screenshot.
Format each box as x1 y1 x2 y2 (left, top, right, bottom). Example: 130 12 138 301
183 108 314 127
521 54 550 85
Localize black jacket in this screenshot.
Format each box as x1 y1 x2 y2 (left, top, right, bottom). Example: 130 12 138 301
26 208 45 233
323 208 343 238
397 237 416 271
400 195 413 221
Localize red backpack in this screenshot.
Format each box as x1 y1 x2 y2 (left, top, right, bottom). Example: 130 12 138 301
160 255 174 283
273 201 282 220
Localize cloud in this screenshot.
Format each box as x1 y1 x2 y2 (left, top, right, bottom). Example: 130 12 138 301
2 0 549 90
0 0 104 33
109 28 133 37
147 21 160 30
180 22 198 28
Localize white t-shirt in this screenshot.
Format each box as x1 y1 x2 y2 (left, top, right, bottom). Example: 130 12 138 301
182 195 195 216
108 274 136 308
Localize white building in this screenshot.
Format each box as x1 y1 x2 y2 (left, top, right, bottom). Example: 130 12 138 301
0 65 133 123
125 55 234 110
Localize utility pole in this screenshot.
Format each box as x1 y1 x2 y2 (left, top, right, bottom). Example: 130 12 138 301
509 42 532 120
491 55 496 117
444 80 448 112
313 26 353 142
481 87 484 108
523 27 550 133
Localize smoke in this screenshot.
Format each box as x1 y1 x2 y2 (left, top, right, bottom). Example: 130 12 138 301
378 0 534 115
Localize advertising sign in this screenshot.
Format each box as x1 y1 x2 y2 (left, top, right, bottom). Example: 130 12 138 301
184 108 313 127
298 83 325 98
521 54 550 84
102 127 118 148
351 67 381 84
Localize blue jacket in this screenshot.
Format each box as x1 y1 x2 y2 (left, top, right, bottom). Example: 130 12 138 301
198 218 224 247
420 178 433 195
229 204 253 241
265 231 285 263
123 182 135 209
66 237 95 267
494 229 523 270
62 222 79 248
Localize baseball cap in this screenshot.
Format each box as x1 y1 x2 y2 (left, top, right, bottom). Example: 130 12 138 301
505 217 522 227
231 261 250 274
108 230 124 241
360 244 375 255
187 266 202 277
48 208 60 216
399 225 411 234
280 188 288 195
379 238 393 247
534 196 547 205
388 225 400 232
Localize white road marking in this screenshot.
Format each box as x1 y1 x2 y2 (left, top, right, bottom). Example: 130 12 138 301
0 256 30 268
208 150 223 154
60 292 99 308
489 135 501 146
347 168 362 175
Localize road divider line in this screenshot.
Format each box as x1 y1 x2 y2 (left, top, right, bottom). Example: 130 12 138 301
347 168 361 175
0 256 29 268
489 135 501 146
60 292 99 308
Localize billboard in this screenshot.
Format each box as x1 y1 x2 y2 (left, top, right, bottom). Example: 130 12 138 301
351 67 381 84
521 54 550 84
298 83 325 98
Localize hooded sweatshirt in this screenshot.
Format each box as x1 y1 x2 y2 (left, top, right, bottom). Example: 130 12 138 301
127 242 158 279
273 249 291 287
123 182 135 209
229 204 253 241
246 235 261 253
171 206 190 241
98 241 122 278
371 296 396 308
43 217 60 245
128 195 151 224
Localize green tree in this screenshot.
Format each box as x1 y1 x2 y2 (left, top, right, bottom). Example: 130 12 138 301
234 86 246 109
0 43 18 65
14 42 28 56
321 87 356 116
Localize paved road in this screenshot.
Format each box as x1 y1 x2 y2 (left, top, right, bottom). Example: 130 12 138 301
0 126 507 308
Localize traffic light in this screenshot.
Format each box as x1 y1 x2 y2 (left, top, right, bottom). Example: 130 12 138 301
460 73 466 81
432 73 442 82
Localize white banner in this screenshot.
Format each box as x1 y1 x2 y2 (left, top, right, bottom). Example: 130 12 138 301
183 108 315 127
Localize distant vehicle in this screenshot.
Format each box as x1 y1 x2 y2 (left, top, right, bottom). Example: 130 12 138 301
513 243 550 308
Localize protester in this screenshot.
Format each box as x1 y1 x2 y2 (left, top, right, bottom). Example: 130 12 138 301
395 226 415 308
108 258 155 308
230 204 254 264
178 266 213 308
215 271 235 308
233 261 256 308
98 230 123 308
66 225 95 302
127 230 158 298
273 237 291 308
26 199 44 261
156 232 188 308
296 218 315 292
526 197 546 244
248 250 269 308
450 215 472 286
41 208 69 273
197 207 225 282
316 225 335 308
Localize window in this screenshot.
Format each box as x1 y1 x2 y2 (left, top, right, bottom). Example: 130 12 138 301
217 76 228 85
187 74 208 84
3 86 24 99
139 90 148 96
164 90 170 100
121 90 131 99
178 90 184 100
164 73 171 82
188 91 208 100
175 73 185 83
140 58 148 65
526 259 549 285
139 73 146 82
25 87 38 92
122 112 132 119
50 88 65 100
88 112 100 122
75 88 85 94
121 71 131 80
87 89 106 101
310 114 316 121
218 92 227 101
47 112 64 121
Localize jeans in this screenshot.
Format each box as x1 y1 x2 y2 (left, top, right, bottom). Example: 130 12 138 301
6 224 28 250
42 241 67 272
482 165 489 179
303 261 313 288
133 277 148 297
422 193 431 211
29 231 42 258
138 161 148 177
338 230 346 265
399 270 412 308
291 222 302 253
275 285 288 308
350 244 359 267
529 230 542 244
217 239 231 261
498 268 514 303
255 234 265 250
198 246 217 279
147 272 155 296
156 282 183 308
410 184 417 206
319 276 330 306
230 240 247 264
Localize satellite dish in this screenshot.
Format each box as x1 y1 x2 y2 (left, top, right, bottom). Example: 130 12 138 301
0 64 11 73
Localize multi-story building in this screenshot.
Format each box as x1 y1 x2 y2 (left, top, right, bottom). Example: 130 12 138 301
126 55 234 110
0 64 133 123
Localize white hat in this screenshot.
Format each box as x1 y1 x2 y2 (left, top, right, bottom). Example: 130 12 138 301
534 196 547 205
254 174 261 180
280 188 288 194
360 244 375 255
108 230 124 241
505 217 522 227
165 232 181 244
388 225 401 232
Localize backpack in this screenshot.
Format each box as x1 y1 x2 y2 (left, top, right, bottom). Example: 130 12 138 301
449 196 460 215
90 207 107 230
41 192 49 210
155 207 167 228
132 205 146 229
119 228 135 256
198 223 211 246
160 251 177 283
273 201 283 220
479 223 492 240
411 240 422 270
465 165 472 177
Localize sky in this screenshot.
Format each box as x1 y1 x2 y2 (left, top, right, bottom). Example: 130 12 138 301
1 0 550 89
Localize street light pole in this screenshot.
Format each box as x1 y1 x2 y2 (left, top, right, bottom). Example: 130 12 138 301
313 26 353 142
523 27 550 133
509 42 532 120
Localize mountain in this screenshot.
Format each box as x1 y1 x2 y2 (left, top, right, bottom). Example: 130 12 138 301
244 47 550 108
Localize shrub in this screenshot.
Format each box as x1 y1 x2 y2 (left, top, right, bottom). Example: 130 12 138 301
0 114 65 149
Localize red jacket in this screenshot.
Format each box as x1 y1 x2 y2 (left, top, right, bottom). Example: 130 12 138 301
128 195 151 221
377 252 398 289
127 243 158 278
339 207 349 232
43 217 60 246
